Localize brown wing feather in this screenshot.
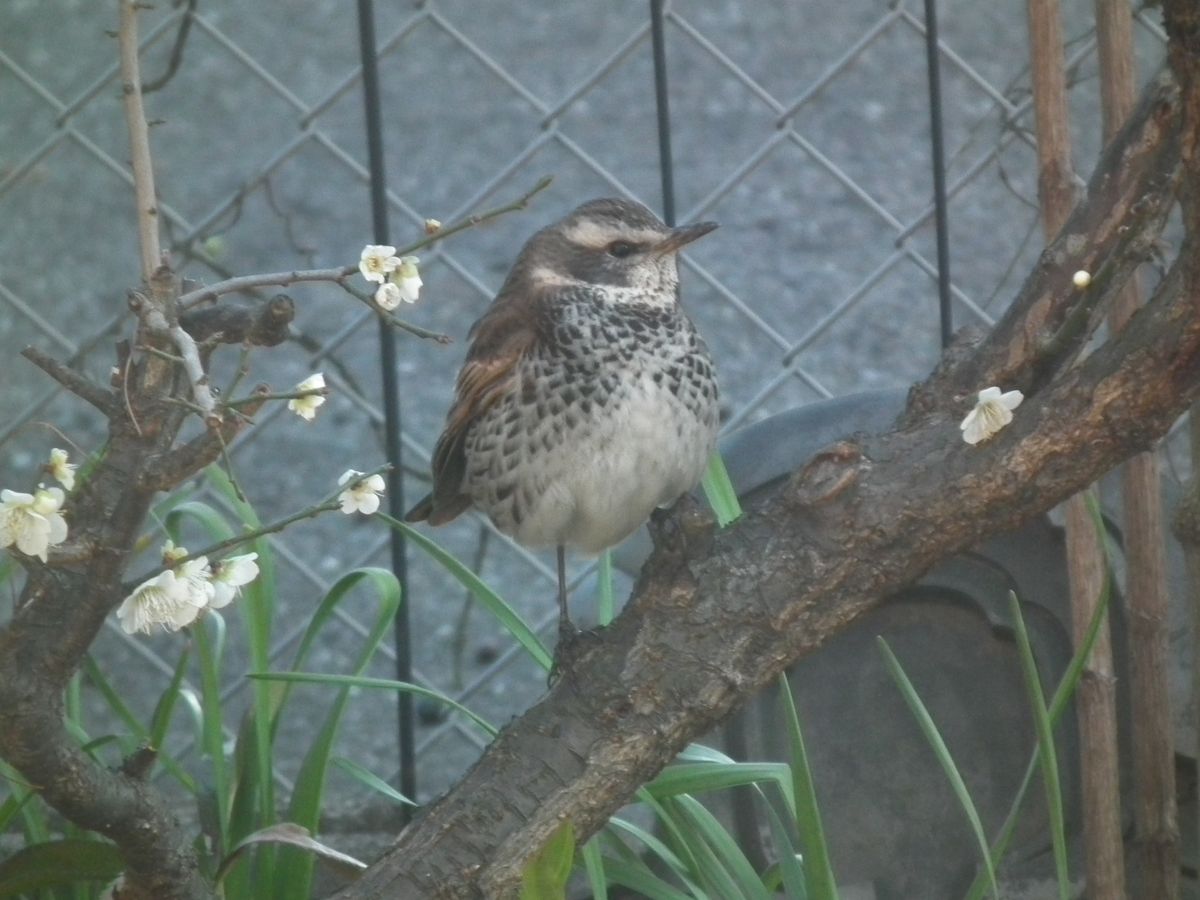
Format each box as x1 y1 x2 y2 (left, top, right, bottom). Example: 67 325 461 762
405 285 541 525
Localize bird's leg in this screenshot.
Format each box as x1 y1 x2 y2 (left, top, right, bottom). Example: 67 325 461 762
547 544 582 686
556 543 574 643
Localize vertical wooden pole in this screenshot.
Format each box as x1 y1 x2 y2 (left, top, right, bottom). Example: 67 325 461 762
1095 1 1180 895
1026 1 1126 896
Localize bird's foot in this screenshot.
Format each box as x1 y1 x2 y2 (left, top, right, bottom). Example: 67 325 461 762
547 620 601 686
649 495 713 560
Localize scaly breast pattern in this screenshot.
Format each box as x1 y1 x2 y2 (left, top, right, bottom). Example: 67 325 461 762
463 290 719 554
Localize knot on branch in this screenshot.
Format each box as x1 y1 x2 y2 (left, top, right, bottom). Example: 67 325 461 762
179 294 295 346
786 440 866 508
120 745 157 781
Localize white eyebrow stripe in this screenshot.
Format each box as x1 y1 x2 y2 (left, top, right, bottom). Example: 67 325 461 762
561 220 663 247
530 266 586 287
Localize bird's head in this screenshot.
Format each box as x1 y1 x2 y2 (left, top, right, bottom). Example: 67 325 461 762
511 198 717 302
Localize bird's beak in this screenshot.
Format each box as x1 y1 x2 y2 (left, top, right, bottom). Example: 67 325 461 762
654 221 719 255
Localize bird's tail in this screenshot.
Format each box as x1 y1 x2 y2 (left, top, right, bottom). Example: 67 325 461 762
404 492 471 525
403 493 434 522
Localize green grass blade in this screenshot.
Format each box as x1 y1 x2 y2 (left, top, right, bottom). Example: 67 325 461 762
378 513 552 670
581 837 609 900
0 761 43 839
701 452 743 527
634 789 703 888
777 674 837 899
149 646 191 751
605 816 693 883
248 672 497 737
204 467 279 839
962 496 1114 900
273 569 400 900
762 793 808 900
192 612 230 851
661 795 766 900
0 840 123 896
520 821 575 900
597 550 615 626
878 638 998 899
1008 592 1069 899
598 857 694 900
644 761 793 813
81 657 195 791
331 757 416 807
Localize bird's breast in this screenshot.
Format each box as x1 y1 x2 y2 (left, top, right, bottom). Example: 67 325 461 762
462 303 719 553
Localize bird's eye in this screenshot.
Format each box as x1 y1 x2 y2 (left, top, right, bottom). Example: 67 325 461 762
606 241 636 258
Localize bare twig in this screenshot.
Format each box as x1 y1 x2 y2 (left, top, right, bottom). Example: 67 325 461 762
118 0 162 282
1027 0 1126 896
20 347 114 414
128 290 220 422
338 283 453 343
222 388 327 408
177 265 356 309
130 465 391 585
395 174 554 258
141 0 197 95
1097 2 1180 896
175 174 554 315
168 324 218 423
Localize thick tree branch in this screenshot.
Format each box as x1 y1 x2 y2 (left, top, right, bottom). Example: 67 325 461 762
337 16 1200 898
908 67 1180 420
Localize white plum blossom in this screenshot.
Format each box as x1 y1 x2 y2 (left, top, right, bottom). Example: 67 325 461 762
373 258 422 310
423 218 442 234
359 244 401 283
0 486 68 562
116 543 242 635
209 552 260 608
1073 269 1092 288
288 373 327 422
47 448 76 491
374 282 404 311
391 256 422 304
338 469 385 515
117 569 207 634
960 387 1024 445
175 556 217 608
160 539 188 564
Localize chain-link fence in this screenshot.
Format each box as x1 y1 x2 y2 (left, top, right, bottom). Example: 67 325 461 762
0 0 1170 819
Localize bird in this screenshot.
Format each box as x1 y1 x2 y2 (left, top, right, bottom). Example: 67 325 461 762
405 197 720 649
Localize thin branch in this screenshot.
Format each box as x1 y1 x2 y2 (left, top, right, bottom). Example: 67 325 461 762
118 0 162 282
139 388 268 490
168 323 218 423
20 347 114 414
222 388 327 408
177 266 356 310
174 175 554 313
141 0 197 95
394 174 554 258
128 290 220 421
129 466 391 585
338 283 453 343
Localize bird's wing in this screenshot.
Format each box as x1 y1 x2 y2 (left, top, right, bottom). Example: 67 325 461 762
414 293 541 525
